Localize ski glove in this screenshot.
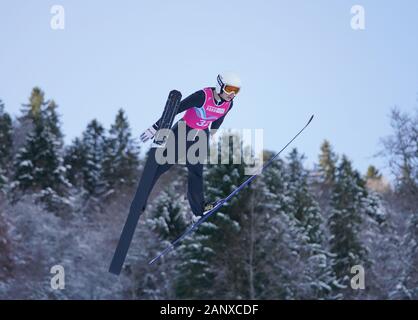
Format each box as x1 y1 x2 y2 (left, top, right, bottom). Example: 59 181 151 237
140 124 158 143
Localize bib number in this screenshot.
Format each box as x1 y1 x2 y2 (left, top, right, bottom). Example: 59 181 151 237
196 119 208 127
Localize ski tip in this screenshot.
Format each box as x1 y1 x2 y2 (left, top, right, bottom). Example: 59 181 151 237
307 114 314 124
108 266 122 276
169 90 182 99
148 259 156 265
149 255 161 265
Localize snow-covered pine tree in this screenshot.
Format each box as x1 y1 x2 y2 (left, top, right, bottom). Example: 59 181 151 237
80 119 106 198
147 179 192 241
314 140 339 222
286 148 324 244
239 151 303 299
13 89 69 210
357 179 393 299
64 137 87 189
402 209 418 299
19 87 46 122
0 100 13 190
328 155 368 297
14 87 47 152
285 148 336 299
44 100 64 146
102 109 140 193
318 140 338 185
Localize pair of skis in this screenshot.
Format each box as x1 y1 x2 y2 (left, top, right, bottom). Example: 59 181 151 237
148 114 314 265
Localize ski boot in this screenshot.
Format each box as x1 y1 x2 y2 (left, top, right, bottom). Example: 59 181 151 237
203 199 224 215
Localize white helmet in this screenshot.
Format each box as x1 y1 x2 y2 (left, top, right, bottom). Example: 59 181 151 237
216 71 242 95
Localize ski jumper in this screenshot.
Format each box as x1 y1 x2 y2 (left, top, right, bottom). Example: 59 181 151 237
145 88 233 216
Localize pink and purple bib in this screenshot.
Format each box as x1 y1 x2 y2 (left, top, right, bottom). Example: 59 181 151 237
183 87 231 129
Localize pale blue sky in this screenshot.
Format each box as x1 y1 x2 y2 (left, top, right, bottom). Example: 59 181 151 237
1 0 418 178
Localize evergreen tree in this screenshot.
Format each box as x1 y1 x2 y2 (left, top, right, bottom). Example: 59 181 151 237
286 148 324 244
81 119 106 197
44 100 64 144
318 140 338 185
11 88 44 164
64 137 87 188
285 148 336 298
13 89 68 207
20 87 46 122
402 211 418 299
0 100 13 190
102 109 140 191
147 180 192 241
243 153 301 299
328 155 368 296
366 165 382 180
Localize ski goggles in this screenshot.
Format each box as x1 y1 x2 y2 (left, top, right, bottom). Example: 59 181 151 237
223 85 241 95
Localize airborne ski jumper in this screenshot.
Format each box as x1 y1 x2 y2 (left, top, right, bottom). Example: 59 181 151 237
140 72 241 216
109 72 242 274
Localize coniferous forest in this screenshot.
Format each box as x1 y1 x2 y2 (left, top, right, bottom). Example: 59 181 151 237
0 87 417 299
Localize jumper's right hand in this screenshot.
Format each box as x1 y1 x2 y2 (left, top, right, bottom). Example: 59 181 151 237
140 125 157 143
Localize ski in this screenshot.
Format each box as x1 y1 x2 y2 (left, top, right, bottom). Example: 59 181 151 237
109 90 182 275
149 114 315 265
